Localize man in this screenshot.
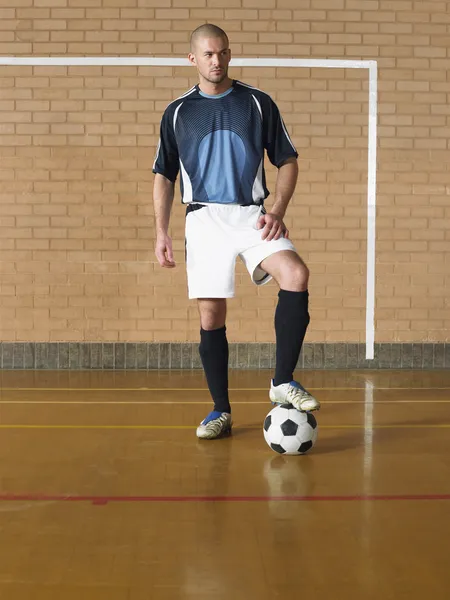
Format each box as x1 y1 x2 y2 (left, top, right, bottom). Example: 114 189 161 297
153 24 320 440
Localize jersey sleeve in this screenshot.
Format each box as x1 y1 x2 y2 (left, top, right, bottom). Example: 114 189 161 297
262 95 298 167
152 107 180 182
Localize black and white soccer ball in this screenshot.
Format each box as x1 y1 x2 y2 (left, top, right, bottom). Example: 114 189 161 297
263 405 318 455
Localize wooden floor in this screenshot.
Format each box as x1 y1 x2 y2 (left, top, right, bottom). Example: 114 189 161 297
0 369 449 599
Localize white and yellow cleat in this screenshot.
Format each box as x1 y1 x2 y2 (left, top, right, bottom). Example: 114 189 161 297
196 411 232 440
269 380 320 412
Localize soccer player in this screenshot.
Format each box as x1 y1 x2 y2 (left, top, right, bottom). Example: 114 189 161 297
153 24 320 439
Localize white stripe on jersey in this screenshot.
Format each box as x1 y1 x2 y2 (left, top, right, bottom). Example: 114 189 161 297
152 138 161 171
153 88 196 171
237 80 297 152
180 159 193 204
236 80 264 93
169 86 197 105
251 94 262 119
173 102 183 129
252 158 265 203
280 116 297 152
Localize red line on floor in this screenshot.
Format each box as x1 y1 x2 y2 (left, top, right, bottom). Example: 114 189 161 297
0 493 449 504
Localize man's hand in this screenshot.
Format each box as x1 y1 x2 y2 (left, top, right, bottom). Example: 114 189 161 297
155 234 176 268
256 212 289 241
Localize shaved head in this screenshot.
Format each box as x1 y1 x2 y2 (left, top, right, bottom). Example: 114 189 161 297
188 24 232 94
190 24 229 52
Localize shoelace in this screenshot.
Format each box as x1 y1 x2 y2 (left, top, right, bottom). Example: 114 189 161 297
286 385 309 404
204 414 228 434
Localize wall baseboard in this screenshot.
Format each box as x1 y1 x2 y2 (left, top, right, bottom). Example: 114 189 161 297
0 342 448 370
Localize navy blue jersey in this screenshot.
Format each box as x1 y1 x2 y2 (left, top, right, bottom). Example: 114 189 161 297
152 80 298 206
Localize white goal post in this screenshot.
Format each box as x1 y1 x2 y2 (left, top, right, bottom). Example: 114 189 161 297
0 56 377 359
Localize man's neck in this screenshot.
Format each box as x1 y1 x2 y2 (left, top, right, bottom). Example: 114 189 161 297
198 77 233 96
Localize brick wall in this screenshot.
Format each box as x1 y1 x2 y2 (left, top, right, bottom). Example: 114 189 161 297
0 1 449 344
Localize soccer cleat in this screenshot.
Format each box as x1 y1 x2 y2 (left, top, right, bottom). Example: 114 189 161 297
196 411 232 439
269 380 320 412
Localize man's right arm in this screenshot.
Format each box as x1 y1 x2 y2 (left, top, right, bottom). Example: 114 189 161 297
153 173 176 268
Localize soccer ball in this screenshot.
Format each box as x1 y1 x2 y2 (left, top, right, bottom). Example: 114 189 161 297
263 405 318 455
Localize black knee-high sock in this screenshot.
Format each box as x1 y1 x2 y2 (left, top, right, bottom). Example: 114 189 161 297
274 290 310 386
199 326 231 413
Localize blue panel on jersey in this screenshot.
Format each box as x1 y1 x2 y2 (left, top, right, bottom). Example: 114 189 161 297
198 130 246 204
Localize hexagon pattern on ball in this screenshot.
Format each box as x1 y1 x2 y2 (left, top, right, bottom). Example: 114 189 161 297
263 404 318 455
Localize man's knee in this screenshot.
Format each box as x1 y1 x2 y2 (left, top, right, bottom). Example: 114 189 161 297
276 255 309 291
198 299 227 330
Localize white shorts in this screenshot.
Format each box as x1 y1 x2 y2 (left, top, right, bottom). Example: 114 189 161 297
185 203 297 299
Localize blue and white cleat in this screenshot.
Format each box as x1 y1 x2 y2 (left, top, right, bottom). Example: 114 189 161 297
196 411 232 439
269 380 320 412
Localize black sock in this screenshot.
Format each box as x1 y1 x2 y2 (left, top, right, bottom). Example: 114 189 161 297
273 290 310 386
199 326 231 413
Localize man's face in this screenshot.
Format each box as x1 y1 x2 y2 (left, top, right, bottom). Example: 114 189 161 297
189 36 231 85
